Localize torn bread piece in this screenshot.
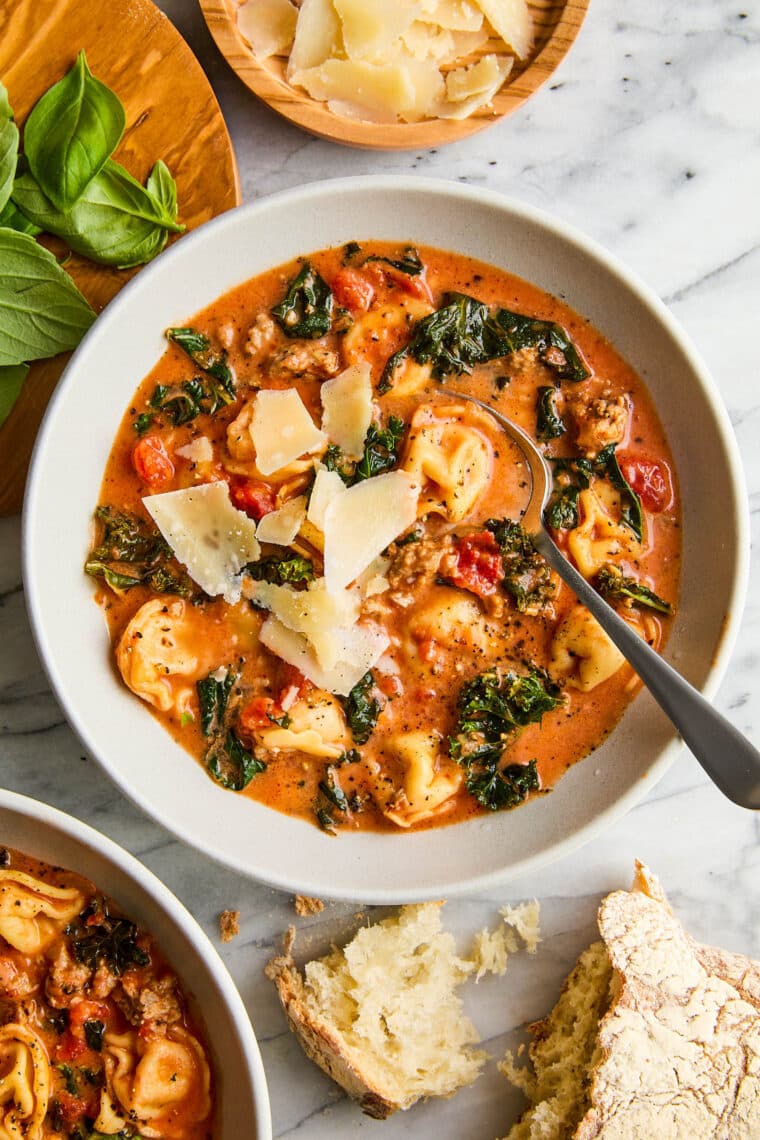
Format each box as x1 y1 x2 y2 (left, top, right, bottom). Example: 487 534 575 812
266 902 485 1118
501 862 760 1139
471 899 541 980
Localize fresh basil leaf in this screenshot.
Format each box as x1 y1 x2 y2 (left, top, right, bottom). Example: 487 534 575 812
23 50 125 211
0 229 95 366
0 362 28 427
12 159 183 269
0 198 42 235
146 159 178 222
0 83 19 214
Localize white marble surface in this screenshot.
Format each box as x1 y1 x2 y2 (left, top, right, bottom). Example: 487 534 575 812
3 0 760 1135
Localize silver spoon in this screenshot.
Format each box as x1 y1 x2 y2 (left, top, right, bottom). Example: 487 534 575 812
442 389 760 810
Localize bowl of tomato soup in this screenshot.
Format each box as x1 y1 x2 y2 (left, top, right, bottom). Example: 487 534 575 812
24 178 748 901
0 789 271 1139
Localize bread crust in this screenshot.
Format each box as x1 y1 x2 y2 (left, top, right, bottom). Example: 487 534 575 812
265 952 397 1119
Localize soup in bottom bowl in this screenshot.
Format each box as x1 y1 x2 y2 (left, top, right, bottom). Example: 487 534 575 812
87 241 680 837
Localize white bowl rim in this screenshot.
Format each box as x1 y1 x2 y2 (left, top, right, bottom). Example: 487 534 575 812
22 175 750 902
0 787 272 1138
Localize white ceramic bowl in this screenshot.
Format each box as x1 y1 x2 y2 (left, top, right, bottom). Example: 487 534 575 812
24 177 749 903
0 789 271 1138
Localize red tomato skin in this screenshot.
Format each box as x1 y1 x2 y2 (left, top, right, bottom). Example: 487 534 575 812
229 479 277 520
239 696 279 732
132 436 174 486
619 455 674 513
332 268 375 312
449 532 504 598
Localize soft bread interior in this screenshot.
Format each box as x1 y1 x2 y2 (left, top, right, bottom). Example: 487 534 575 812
266 902 485 1118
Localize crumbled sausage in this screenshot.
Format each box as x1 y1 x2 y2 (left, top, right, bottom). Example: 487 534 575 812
570 393 628 457
114 971 182 1028
267 341 340 381
387 536 453 597
45 943 92 1008
245 312 277 358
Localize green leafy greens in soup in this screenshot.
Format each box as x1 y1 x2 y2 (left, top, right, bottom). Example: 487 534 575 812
87 240 680 834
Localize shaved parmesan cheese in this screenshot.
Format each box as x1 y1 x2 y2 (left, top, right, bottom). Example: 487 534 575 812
307 466 347 530
421 0 484 31
320 363 373 459
293 60 418 121
323 470 419 593
254 496 307 545
287 0 342 78
334 0 422 61
438 54 512 118
403 60 446 122
250 578 360 669
175 437 213 464
259 616 389 696
237 0 298 59
251 389 326 476
143 483 260 604
474 0 532 59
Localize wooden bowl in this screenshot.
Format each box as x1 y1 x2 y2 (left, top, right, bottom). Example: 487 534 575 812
0 0 241 516
200 0 589 150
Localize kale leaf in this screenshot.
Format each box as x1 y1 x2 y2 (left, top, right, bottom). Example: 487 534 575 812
596 565 671 614
365 246 423 276
324 416 405 486
70 899 150 976
271 262 334 339
165 326 236 406
450 668 562 812
492 309 589 383
341 671 381 745
546 445 643 541
84 1019 104 1052
197 667 265 791
246 554 315 585
378 291 588 392
485 519 555 613
536 385 566 441
85 506 191 595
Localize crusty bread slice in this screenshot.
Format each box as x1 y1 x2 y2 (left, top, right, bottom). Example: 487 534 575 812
502 862 760 1139
266 902 485 1118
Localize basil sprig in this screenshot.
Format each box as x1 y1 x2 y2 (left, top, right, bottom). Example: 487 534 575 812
23 50 125 211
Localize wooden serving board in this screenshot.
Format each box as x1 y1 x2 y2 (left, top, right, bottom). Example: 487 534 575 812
0 0 241 515
200 0 589 150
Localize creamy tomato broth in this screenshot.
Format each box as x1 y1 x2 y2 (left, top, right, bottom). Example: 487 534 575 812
89 242 680 833
0 847 213 1140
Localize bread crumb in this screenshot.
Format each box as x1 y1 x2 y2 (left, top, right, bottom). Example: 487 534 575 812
294 894 324 916
219 909 240 943
470 924 519 980
500 899 541 954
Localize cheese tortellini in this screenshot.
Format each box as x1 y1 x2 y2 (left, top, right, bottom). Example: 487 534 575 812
382 732 463 828
550 604 626 691
257 691 350 759
408 588 490 660
342 299 433 369
0 871 83 955
567 484 642 579
96 1026 211 1139
402 403 493 522
0 1024 48 1140
116 598 201 713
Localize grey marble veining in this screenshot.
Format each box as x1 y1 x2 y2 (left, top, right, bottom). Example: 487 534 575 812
2 0 759 1135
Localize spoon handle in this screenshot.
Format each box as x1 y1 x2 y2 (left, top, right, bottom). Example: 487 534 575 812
532 530 760 810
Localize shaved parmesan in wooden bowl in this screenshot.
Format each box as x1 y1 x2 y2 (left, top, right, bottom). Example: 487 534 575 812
200 0 590 148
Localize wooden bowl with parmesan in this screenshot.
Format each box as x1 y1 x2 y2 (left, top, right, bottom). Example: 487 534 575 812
200 0 590 149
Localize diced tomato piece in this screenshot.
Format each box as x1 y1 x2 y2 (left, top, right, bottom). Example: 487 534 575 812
132 435 174 486
332 268 375 312
619 455 673 513
54 1090 97 1128
365 261 433 303
276 663 312 710
229 478 277 520
449 532 504 598
68 998 110 1036
55 1032 87 1062
239 696 279 732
